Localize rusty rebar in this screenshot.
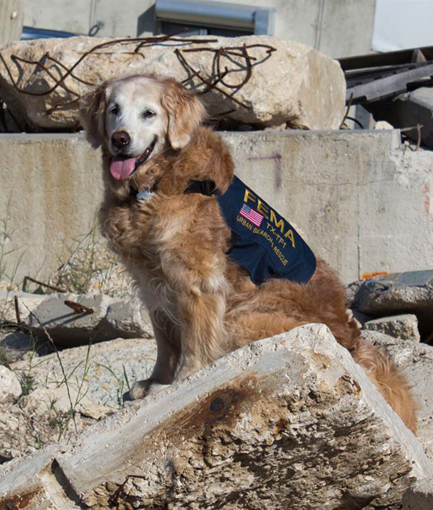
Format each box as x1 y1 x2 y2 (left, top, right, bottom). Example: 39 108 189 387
0 35 276 130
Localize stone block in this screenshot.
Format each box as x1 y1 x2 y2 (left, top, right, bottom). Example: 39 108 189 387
364 313 420 341
16 292 153 347
0 325 431 509
0 35 345 131
355 270 433 338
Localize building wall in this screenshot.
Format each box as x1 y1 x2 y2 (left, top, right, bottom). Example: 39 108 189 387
22 0 376 58
0 0 24 45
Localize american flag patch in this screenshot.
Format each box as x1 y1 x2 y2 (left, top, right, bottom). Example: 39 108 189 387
240 204 263 227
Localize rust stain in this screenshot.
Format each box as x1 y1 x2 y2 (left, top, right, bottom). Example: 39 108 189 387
361 271 389 280
0 490 38 510
174 373 261 432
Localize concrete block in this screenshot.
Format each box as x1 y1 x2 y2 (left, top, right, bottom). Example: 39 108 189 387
0 129 433 284
18 292 153 347
373 87 433 149
355 270 433 338
364 313 420 341
0 325 431 509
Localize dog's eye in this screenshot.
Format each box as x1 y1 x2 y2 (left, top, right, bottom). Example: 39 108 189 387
109 105 119 115
142 110 156 119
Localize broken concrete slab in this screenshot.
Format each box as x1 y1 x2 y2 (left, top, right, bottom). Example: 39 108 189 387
364 313 420 341
18 292 153 347
0 35 345 131
0 324 431 509
0 337 156 462
354 271 433 338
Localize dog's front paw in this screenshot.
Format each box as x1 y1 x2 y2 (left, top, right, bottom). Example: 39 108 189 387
123 380 171 402
123 379 153 402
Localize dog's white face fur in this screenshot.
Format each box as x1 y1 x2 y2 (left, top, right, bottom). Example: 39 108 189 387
104 77 168 180
106 77 167 159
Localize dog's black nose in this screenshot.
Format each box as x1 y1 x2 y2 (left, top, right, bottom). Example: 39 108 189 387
111 131 130 149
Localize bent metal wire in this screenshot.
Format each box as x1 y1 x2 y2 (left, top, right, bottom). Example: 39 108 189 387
0 32 276 131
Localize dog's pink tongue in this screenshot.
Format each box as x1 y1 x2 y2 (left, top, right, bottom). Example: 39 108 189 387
110 157 137 180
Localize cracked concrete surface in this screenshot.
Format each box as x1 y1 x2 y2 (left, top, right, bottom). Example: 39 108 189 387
0 324 431 509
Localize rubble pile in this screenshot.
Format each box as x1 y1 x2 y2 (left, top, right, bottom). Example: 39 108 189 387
0 325 432 509
0 269 431 507
339 45 433 145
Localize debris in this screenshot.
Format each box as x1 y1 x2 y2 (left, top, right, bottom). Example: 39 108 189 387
21 381 110 420
364 314 420 342
352 270 433 339
0 336 156 463
370 87 433 149
339 45 433 105
0 325 431 509
0 366 21 404
20 292 153 347
11 337 157 409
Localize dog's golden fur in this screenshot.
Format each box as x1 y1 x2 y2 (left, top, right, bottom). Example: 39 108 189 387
80 74 418 432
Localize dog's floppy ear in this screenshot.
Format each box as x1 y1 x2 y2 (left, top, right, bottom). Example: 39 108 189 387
79 83 108 149
162 80 206 150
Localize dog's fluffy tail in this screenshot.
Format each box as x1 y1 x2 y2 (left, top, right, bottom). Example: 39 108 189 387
351 338 418 432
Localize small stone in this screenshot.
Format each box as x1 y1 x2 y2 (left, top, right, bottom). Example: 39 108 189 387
0 366 21 404
364 314 420 341
374 121 394 130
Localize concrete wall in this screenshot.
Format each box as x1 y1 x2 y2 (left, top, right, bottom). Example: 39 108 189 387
21 0 376 58
1 129 432 285
0 0 23 45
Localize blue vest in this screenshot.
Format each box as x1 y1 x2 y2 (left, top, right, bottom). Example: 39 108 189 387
186 176 316 285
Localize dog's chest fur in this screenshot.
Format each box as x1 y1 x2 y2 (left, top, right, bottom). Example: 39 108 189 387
100 191 228 316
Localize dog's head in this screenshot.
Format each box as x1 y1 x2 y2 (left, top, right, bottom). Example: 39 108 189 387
80 75 205 182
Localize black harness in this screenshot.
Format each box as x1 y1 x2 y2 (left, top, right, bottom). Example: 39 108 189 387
185 176 316 285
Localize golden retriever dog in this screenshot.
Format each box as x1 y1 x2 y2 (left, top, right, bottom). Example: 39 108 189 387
80 75 417 432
